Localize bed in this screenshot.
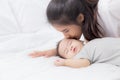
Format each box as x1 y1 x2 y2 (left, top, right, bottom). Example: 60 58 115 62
0 0 120 80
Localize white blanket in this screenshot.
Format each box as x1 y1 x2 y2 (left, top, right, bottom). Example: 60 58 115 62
0 45 120 80
0 0 120 80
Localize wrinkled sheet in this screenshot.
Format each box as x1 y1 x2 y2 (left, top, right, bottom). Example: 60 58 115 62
0 33 120 80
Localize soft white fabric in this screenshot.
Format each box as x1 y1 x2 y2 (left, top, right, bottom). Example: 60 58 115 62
0 0 54 35
0 54 120 80
0 0 120 80
98 0 120 37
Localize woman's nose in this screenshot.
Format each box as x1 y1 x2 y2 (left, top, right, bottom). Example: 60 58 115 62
64 33 73 39
65 36 70 39
64 34 70 39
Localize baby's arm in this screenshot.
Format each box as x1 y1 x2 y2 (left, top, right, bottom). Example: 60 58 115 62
29 48 57 58
54 58 90 68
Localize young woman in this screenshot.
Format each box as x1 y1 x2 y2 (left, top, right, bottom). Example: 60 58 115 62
29 0 120 58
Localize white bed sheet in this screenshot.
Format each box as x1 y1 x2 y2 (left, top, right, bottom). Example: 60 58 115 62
0 33 120 80
0 54 120 80
0 0 120 80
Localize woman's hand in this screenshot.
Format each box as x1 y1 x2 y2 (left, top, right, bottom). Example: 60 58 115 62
29 49 57 58
54 59 65 66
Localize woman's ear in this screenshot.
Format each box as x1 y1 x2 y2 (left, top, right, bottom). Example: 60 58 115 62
76 13 84 24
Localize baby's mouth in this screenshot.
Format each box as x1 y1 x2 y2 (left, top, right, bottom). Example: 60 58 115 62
73 48 76 52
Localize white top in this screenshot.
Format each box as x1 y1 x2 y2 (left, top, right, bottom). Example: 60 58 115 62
97 0 120 37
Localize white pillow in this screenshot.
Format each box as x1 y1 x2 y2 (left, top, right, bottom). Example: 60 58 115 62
0 0 52 35
0 0 19 35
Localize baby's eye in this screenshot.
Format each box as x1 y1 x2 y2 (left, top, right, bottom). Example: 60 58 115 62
69 40 72 45
65 50 68 54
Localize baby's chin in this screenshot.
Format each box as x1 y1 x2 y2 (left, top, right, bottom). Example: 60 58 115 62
65 56 75 59
69 55 77 59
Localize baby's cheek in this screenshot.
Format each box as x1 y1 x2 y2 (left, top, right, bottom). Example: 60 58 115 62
72 53 78 58
66 53 73 59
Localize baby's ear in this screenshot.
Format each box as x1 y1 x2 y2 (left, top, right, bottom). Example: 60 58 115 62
76 13 84 24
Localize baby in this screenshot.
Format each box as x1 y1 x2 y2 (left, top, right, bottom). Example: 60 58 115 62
55 38 120 68
29 38 120 68
54 38 90 68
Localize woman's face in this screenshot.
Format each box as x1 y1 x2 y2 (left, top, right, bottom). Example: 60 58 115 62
53 24 82 39
58 39 83 59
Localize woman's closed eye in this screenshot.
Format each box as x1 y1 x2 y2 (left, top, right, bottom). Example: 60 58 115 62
63 29 69 33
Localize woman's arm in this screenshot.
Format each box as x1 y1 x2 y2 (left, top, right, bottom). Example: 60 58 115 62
54 58 90 68
29 48 57 58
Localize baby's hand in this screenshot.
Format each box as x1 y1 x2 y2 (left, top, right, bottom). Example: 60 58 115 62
29 51 46 58
54 59 65 66
29 49 56 58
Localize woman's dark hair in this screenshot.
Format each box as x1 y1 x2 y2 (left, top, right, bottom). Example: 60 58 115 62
47 0 103 41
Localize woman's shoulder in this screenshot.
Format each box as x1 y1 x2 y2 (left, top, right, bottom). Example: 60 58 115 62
98 0 120 18
108 0 120 20
98 0 120 37
98 0 120 22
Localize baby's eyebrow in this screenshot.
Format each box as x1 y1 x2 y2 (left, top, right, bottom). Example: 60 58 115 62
67 40 72 46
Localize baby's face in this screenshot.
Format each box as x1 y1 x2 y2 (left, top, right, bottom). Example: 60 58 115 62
58 39 83 59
